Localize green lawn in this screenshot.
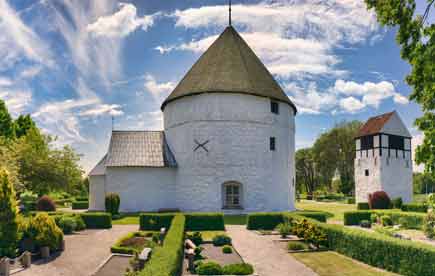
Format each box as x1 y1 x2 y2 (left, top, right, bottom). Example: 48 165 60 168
291 251 397 276
112 213 247 225
295 200 356 222
186 230 226 241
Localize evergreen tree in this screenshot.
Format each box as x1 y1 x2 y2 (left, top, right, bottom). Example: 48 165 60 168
0 168 19 258
14 114 36 138
0 99 15 139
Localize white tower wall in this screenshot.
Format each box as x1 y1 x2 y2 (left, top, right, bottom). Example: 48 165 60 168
163 93 295 212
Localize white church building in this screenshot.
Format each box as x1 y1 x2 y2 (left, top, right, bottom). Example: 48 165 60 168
354 111 413 203
88 25 297 213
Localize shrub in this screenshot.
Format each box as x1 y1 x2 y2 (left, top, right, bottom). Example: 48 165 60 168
27 213 63 250
57 216 77 234
380 215 393 226
293 211 329 222
359 220 371 228
185 213 225 231
196 261 223 275
222 263 254 275
373 210 426 229
139 214 185 276
75 196 88 201
0 168 19 257
105 193 120 215
401 203 428 213
72 201 89 210
357 202 370 210
247 213 283 230
20 190 38 211
194 246 203 259
36 195 56 211
111 232 156 254
343 211 371 225
371 213 379 224
212 234 232 246
151 232 159 243
276 222 292 238
392 197 403 209
75 216 86 231
424 212 435 239
287 241 308 251
399 216 421 229
222 245 233 254
347 198 356 204
368 191 391 209
186 231 203 246
81 212 112 229
140 213 174 231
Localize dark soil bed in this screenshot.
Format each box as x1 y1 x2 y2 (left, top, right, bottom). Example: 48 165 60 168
93 255 131 276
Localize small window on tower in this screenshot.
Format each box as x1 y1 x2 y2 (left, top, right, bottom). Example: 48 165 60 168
365 169 369 176
271 101 279 114
270 137 276 151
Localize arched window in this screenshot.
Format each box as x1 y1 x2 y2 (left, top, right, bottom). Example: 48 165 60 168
222 182 243 209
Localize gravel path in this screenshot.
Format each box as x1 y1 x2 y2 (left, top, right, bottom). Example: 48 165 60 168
17 225 137 276
226 225 317 276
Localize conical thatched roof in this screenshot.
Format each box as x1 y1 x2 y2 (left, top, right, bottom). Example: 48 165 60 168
161 26 297 114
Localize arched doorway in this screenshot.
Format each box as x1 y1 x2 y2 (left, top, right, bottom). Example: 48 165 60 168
222 181 243 209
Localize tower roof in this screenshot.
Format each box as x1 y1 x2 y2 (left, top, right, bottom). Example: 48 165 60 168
356 111 411 138
161 26 297 114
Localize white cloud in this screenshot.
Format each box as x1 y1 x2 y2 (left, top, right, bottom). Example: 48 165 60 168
127 110 163 130
339 97 365 113
0 89 32 116
87 3 155 38
19 65 43 79
285 82 337 114
0 0 53 68
162 1 378 79
332 80 409 108
143 74 175 104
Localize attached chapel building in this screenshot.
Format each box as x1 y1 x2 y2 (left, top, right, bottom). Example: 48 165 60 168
354 111 413 203
88 26 297 213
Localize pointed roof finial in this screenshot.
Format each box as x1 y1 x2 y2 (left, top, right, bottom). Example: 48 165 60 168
229 0 232 26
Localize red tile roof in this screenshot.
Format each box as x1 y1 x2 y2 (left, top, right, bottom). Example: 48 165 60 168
356 111 395 138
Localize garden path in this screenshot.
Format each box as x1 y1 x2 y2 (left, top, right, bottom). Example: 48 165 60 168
226 225 318 276
16 225 137 276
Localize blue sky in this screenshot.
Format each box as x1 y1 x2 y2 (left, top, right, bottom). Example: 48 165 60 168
0 0 431 172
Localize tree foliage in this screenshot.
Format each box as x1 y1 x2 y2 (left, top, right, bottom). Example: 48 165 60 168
0 168 19 257
0 100 15 139
296 121 362 195
366 0 435 177
413 172 435 194
14 114 36 138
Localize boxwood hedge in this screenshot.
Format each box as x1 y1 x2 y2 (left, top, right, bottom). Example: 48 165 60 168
247 213 284 230
140 213 174 231
81 212 112 229
185 213 225 231
71 201 89 210
343 211 372 225
401 203 428 213
140 214 185 276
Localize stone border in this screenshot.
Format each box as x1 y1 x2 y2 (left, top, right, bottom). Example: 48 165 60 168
90 253 133 276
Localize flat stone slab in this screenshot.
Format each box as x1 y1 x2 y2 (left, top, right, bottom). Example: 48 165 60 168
139 248 151 261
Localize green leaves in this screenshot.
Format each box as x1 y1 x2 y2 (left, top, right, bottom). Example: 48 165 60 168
366 0 435 177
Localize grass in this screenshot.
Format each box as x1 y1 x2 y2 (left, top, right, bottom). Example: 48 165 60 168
291 251 397 276
295 200 356 222
186 230 226 242
112 213 140 225
224 215 247 225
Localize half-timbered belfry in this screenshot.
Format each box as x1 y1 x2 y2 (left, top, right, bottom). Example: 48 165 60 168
354 111 413 203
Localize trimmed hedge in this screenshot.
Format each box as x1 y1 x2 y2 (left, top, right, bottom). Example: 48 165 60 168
293 211 329 222
140 213 174 231
247 213 284 230
285 213 435 276
72 201 89 210
185 213 225 231
373 210 426 229
81 212 112 229
357 202 370 210
140 214 185 276
401 203 428 213
111 231 155 254
343 211 371 225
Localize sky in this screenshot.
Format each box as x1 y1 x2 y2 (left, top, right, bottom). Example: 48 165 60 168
0 0 432 173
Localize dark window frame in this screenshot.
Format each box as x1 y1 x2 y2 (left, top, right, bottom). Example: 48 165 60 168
365 169 369 176
270 137 276 151
271 101 279 114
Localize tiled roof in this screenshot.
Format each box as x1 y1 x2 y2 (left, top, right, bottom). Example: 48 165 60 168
161 26 297 114
104 131 177 167
356 111 395 138
88 155 107 176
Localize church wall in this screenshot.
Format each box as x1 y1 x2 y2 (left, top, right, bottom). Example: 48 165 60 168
163 93 295 212
89 175 106 211
105 167 176 212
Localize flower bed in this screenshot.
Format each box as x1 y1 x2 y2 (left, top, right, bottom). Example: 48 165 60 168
111 231 157 255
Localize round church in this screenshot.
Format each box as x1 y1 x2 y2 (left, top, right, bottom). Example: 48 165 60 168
89 25 297 213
